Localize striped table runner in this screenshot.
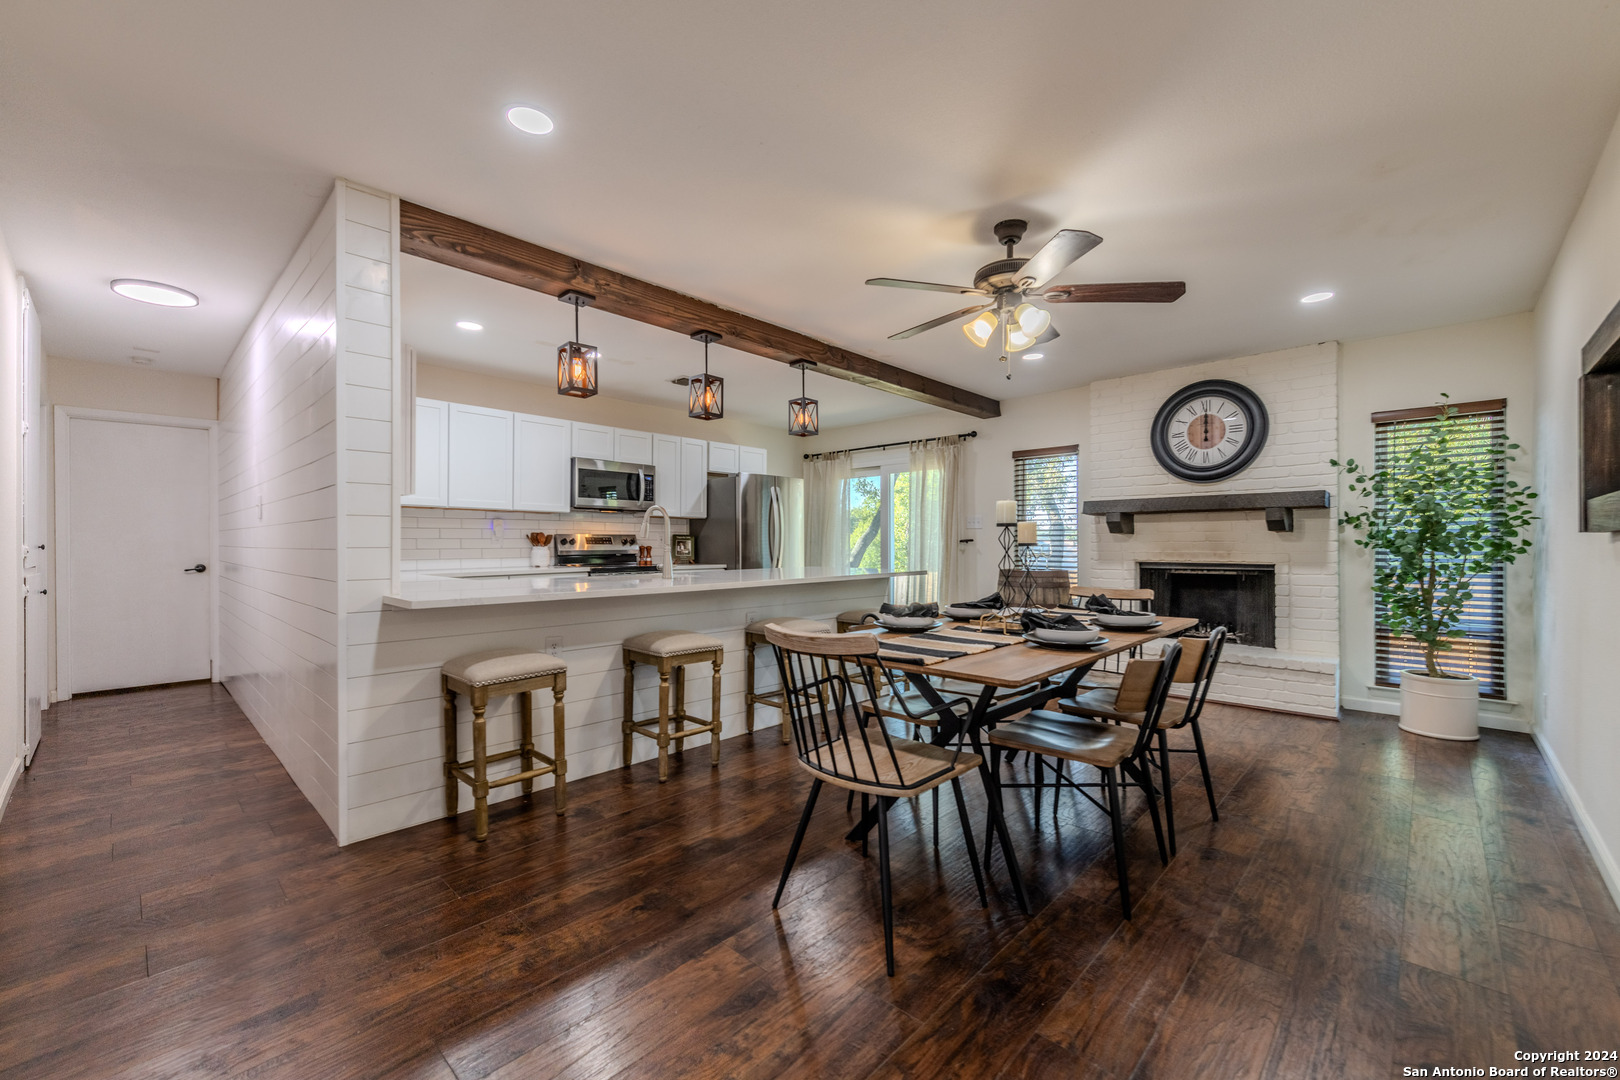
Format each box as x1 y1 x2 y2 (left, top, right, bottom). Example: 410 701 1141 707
876 625 1027 666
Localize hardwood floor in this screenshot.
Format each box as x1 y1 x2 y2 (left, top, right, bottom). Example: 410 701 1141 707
3 684 1618 1079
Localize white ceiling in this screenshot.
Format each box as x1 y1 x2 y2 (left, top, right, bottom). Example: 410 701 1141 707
5 0 1620 427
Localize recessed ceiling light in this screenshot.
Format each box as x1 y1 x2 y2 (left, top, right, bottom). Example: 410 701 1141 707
455 320 484 332
1022 352 1045 360
111 279 198 307
1300 291 1334 304
505 106 554 135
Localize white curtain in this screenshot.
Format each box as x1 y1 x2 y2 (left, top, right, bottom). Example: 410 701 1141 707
804 451 852 572
905 435 963 604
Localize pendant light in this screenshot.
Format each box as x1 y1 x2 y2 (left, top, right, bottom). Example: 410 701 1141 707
688 330 723 420
556 291 600 398
787 359 818 437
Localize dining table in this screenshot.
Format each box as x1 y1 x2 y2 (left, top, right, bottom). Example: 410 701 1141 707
847 614 1201 905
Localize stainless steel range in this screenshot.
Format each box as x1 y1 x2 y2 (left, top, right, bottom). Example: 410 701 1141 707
555 533 647 575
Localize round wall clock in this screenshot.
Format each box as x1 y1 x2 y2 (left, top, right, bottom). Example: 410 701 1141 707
1149 379 1269 483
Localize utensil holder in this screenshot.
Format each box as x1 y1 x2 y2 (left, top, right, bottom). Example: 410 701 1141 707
530 545 553 568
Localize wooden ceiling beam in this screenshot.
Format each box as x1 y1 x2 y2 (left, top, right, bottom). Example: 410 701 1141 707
398 201 1001 419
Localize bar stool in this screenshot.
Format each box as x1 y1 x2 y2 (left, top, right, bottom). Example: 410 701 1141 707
441 648 568 842
745 617 833 742
622 630 725 782
836 608 879 633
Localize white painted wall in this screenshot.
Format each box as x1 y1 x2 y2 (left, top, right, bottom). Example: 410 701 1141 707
1533 106 1620 907
217 189 343 839
0 231 25 818
1338 313 1538 729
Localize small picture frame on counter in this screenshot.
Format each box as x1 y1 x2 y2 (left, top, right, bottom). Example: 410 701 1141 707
671 534 696 564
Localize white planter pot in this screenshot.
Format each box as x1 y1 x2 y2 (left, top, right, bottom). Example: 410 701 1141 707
530 545 553 568
1398 670 1480 741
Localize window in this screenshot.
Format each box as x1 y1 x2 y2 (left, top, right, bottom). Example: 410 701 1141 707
1371 400 1508 698
1013 445 1080 577
845 465 911 575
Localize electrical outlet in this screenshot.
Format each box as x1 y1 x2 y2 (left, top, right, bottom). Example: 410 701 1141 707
545 637 564 657
745 611 759 629
965 514 984 529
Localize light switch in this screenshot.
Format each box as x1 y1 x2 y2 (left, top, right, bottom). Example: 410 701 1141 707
965 515 984 530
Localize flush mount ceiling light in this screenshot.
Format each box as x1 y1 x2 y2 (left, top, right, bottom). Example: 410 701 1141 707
787 359 818 437
1300 291 1335 304
506 105 554 134
556 291 599 398
688 330 724 420
1022 352 1045 360
455 320 483 331
110 279 198 307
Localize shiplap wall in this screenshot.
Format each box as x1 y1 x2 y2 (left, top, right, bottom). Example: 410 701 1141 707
218 191 343 836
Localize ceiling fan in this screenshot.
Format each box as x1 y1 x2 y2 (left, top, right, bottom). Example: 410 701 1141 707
866 219 1185 376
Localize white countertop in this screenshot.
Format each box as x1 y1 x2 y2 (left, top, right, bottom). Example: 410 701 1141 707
382 566 920 609
424 563 728 579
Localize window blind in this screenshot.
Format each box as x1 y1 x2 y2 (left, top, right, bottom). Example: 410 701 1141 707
1013 445 1079 577
1370 401 1508 699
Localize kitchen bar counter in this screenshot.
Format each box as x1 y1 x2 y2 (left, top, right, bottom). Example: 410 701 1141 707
382 566 920 610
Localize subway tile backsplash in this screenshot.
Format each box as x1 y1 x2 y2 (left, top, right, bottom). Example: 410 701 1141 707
400 507 691 568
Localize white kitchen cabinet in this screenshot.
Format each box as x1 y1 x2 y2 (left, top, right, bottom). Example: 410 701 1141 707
513 413 572 513
403 398 449 506
652 433 681 511
680 437 709 518
613 427 654 466
708 441 739 475
739 445 768 474
447 403 515 510
572 422 614 460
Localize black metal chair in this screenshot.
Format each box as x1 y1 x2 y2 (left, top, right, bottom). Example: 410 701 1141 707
986 641 1182 919
765 625 1023 975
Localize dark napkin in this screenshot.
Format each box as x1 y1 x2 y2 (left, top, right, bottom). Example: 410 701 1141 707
948 592 1004 610
1020 611 1092 633
876 602 940 619
1081 593 1124 615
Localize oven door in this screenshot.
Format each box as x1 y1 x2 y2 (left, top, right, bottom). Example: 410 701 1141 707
571 458 653 511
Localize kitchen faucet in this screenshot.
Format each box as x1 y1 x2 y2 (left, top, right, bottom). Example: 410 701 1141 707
640 504 674 580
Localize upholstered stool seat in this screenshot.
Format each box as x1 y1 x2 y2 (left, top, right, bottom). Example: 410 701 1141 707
442 648 568 842
745 618 833 742
836 608 879 633
623 630 725 782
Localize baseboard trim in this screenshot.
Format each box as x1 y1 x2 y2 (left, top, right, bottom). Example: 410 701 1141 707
1534 730 1620 913
0 753 23 825
1339 695 1531 733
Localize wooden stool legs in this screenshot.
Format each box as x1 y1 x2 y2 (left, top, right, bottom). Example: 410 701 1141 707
443 671 568 842
621 647 724 783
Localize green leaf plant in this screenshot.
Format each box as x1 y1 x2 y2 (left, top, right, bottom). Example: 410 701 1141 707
1331 397 1537 680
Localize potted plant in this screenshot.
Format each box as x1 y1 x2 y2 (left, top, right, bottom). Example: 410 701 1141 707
1332 397 1537 740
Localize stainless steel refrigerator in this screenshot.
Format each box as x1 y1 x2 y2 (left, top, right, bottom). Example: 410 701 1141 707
694 474 804 571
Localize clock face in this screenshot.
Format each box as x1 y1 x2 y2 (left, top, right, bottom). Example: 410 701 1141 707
1149 380 1269 482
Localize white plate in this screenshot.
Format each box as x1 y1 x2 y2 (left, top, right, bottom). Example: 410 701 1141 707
877 615 942 630
1032 626 1100 644
1094 613 1161 629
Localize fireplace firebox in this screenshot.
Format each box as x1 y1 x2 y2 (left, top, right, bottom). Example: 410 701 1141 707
1137 563 1276 647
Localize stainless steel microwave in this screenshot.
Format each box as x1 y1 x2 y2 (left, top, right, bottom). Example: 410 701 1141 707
571 458 656 512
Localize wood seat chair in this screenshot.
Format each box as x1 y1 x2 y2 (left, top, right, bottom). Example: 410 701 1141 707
441 649 568 842
997 569 1072 608
766 625 1026 975
622 630 724 782
1058 627 1227 854
745 617 833 743
835 608 879 633
986 642 1181 919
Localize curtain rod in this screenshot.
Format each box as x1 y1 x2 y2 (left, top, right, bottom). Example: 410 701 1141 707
803 431 977 460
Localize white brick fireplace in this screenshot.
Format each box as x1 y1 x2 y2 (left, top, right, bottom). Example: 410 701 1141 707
1085 343 1341 718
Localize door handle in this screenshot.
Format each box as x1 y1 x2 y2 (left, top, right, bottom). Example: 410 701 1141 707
183 564 207 574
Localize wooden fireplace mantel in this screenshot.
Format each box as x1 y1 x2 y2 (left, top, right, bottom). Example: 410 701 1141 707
1082 489 1332 534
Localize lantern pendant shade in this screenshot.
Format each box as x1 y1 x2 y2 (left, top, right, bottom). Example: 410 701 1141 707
688 329 724 420
556 290 600 398
787 358 818 436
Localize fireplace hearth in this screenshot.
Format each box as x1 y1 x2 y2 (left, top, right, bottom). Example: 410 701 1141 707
1137 563 1276 647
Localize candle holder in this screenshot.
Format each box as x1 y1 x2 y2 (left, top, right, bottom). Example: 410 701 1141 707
997 524 1018 611
1015 542 1039 610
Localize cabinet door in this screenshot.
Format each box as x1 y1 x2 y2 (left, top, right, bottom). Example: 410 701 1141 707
739 445 768 474
614 427 654 466
514 414 572 513
680 437 709 518
652 433 681 511
404 398 449 506
572 422 614 460
708 441 739 475
448 403 515 510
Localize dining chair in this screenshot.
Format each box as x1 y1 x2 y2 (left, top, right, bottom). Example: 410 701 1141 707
998 569 1071 608
1059 628 1227 854
986 642 1181 919
765 625 1013 976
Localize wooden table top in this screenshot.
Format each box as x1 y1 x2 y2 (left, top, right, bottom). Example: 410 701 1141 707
875 616 1200 688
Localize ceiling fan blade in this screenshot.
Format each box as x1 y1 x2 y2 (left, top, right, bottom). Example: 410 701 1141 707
1015 230 1103 291
889 303 992 340
865 277 985 295
1043 281 1187 303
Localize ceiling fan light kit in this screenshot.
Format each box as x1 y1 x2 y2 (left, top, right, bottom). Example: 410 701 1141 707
688 329 724 420
556 290 600 398
787 359 818 437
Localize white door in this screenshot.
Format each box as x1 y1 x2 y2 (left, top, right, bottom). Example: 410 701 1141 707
514 413 571 512
64 417 212 693
21 287 45 759
447 403 514 510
